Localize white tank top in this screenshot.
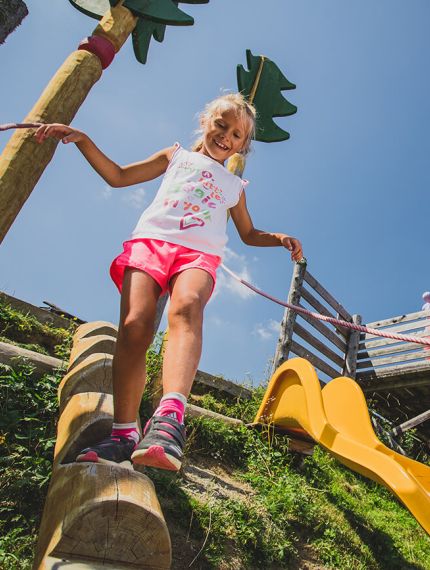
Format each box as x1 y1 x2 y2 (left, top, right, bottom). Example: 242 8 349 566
130 144 247 258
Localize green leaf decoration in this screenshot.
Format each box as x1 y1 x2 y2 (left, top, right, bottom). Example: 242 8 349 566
132 18 166 64
123 0 193 26
237 49 297 143
69 0 208 64
131 1 208 63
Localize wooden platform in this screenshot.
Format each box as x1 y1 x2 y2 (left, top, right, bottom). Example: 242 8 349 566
356 310 430 441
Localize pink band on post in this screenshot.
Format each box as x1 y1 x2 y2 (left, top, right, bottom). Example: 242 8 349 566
78 36 115 69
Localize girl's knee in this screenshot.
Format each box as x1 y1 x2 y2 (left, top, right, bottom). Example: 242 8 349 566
119 314 154 349
168 292 204 324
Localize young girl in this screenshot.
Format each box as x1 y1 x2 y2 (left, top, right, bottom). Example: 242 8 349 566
35 93 303 471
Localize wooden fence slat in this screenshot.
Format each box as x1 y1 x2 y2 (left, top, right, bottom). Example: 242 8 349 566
360 318 430 340
392 409 430 436
361 375 430 392
303 271 352 321
358 331 427 351
365 310 430 329
297 310 347 353
358 341 426 360
357 360 430 383
357 349 429 370
290 340 340 378
293 322 344 368
301 287 337 320
300 287 348 339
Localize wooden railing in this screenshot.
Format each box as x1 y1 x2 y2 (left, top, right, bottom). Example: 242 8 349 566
356 310 430 381
273 262 361 381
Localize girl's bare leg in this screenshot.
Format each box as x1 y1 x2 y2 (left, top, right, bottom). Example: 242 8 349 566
162 269 214 397
112 268 161 423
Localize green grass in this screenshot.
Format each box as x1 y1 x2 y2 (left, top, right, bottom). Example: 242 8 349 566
1 301 430 569
0 296 76 358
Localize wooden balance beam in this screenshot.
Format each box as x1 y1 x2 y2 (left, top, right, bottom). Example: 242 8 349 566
33 322 172 570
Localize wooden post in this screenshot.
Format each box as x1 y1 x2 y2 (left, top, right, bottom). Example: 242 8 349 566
0 5 137 244
272 260 307 373
392 409 430 437
343 314 362 379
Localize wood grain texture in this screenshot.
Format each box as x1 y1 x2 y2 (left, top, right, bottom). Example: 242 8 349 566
0 341 64 375
73 321 118 342
297 311 347 352
68 335 117 370
343 314 362 379
303 271 352 321
34 464 171 570
93 4 137 52
0 50 102 244
53 392 113 467
364 310 430 329
186 403 243 426
290 341 339 379
357 349 429 370
293 322 344 368
272 261 307 371
58 353 113 412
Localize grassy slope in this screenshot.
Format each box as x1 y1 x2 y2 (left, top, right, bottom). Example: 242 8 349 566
0 298 429 569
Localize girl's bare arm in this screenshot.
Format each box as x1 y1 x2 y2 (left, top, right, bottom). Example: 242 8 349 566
34 123 175 187
229 191 303 262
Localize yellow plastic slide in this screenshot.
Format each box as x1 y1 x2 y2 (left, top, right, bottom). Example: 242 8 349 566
253 358 430 536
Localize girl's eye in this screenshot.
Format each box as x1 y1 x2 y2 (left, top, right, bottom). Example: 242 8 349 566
215 121 225 128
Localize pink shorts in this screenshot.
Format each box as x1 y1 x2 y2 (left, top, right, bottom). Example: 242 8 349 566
110 238 221 296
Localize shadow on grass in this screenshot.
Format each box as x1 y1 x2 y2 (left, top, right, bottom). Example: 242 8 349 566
325 489 424 570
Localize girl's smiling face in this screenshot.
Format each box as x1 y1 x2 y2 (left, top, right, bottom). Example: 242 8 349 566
200 108 251 164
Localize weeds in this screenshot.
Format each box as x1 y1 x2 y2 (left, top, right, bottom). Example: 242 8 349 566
1 301 430 569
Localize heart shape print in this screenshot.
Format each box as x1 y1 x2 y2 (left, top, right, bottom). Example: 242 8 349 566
180 213 205 230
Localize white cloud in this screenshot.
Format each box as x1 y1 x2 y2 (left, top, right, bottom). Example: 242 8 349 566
121 187 147 210
99 186 147 210
101 185 113 200
213 247 256 301
209 315 225 327
253 319 280 341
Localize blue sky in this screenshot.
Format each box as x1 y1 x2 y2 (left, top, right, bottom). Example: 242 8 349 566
1 0 429 385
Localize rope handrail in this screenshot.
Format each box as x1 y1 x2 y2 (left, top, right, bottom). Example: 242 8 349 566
3 122 429 349
221 264 430 347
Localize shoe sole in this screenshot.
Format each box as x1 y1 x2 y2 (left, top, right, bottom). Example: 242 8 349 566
76 450 132 468
131 445 182 471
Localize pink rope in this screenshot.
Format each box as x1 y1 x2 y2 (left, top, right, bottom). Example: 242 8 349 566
0 122 43 132
221 264 430 347
2 120 429 350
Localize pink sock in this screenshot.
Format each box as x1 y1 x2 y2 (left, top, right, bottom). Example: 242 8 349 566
111 422 140 444
154 393 186 424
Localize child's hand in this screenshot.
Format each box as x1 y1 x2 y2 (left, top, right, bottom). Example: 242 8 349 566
34 123 86 145
281 235 303 262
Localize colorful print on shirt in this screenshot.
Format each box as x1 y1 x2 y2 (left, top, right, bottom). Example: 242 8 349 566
130 145 247 258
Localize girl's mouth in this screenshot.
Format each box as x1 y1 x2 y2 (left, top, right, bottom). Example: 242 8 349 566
214 139 229 151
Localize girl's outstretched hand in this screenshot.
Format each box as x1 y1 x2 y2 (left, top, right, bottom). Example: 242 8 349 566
34 123 86 145
281 235 303 262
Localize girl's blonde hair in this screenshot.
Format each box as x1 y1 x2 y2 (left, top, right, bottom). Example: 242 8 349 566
192 93 257 157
